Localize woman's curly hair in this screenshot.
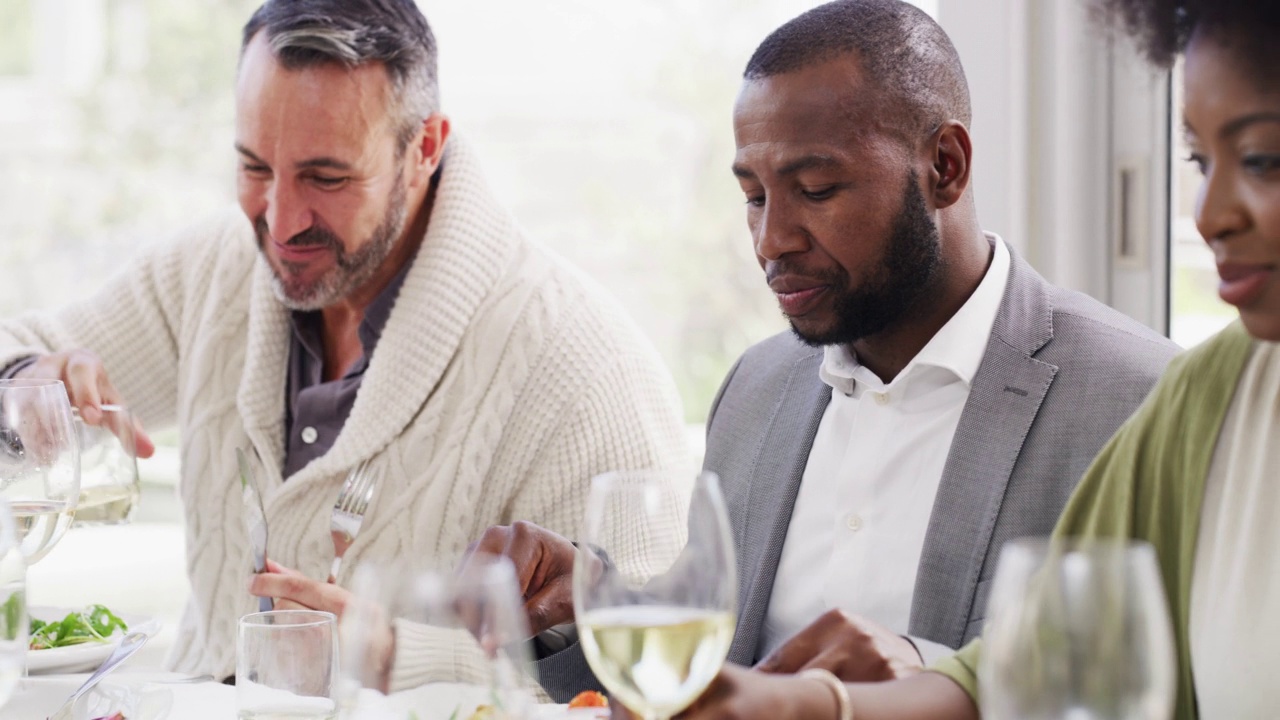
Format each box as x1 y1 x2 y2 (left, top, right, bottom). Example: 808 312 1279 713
1095 0 1280 78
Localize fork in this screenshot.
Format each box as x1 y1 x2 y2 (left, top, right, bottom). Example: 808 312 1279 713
329 459 375 582
47 632 149 720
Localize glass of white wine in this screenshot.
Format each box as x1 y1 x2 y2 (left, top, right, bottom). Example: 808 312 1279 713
574 470 736 720
72 404 140 526
979 538 1177 720
0 380 80 564
0 498 26 710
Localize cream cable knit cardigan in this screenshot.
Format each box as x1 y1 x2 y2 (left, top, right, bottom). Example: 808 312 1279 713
0 137 689 688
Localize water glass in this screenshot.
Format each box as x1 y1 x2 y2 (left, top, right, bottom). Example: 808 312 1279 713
73 404 140 526
573 470 736 720
0 498 25 709
238 610 338 720
978 538 1176 720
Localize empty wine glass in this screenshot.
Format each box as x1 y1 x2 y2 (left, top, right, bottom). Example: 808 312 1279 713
0 498 24 710
339 554 537 719
0 380 80 563
573 470 736 720
978 538 1177 720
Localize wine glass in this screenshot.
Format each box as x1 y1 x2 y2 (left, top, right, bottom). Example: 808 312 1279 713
72 404 140 526
978 538 1177 720
339 555 537 719
0 498 25 709
0 380 80 563
573 470 736 720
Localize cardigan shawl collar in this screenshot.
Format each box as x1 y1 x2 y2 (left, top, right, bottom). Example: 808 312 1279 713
236 135 519 495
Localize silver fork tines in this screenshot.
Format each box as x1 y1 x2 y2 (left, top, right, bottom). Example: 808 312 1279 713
329 459 375 581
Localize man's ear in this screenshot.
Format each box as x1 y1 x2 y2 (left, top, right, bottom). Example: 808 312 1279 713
406 113 451 190
929 120 972 210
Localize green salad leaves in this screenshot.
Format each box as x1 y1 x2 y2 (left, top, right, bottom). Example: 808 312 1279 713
1 591 21 642
29 604 128 650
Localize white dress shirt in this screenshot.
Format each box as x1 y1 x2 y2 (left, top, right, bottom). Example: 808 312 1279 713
760 234 1011 661
1189 340 1280 717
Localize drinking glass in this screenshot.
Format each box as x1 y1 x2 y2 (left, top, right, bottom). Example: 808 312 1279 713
573 471 736 720
978 538 1177 720
0 498 25 709
72 404 140 526
238 610 339 720
0 380 80 563
338 555 537 719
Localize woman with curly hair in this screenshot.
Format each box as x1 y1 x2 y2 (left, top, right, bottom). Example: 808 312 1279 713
640 1 1280 718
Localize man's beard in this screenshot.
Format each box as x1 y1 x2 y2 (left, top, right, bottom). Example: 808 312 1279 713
257 180 409 311
789 170 943 347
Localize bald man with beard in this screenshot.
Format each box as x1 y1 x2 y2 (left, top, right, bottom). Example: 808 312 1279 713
466 0 1180 705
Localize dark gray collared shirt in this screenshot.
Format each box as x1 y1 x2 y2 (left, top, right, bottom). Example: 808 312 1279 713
283 261 412 478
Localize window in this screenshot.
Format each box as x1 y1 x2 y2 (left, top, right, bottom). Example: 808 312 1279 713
0 1 33 77
1167 64 1236 348
23 0 956 662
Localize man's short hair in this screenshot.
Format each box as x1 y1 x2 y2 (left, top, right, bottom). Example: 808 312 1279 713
242 0 439 148
744 0 972 143
1095 0 1280 86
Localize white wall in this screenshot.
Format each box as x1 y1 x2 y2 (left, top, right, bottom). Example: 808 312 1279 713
937 0 1030 256
937 0 1169 332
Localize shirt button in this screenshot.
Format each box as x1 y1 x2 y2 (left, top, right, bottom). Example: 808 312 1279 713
846 514 863 532
874 392 890 406
301 426 319 445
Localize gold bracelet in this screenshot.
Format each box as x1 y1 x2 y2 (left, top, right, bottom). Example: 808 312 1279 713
798 668 854 720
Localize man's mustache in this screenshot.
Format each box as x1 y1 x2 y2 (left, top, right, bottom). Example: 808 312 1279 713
254 217 341 250
765 261 845 286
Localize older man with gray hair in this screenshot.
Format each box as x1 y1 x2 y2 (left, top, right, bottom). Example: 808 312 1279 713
0 0 687 689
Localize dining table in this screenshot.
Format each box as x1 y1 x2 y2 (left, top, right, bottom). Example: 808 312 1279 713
7 663 606 719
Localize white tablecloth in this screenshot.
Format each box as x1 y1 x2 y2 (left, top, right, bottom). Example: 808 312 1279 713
6 673 598 720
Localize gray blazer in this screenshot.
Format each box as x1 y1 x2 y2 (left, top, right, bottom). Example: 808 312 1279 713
535 247 1178 700
709 247 1178 665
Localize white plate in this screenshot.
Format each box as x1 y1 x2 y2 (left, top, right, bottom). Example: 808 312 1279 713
346 684 610 720
535 706 610 719
25 606 161 674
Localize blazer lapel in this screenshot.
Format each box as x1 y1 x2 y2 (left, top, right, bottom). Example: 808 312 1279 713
908 248 1059 648
728 351 828 664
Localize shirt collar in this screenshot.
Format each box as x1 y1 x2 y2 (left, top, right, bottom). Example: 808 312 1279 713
819 233 1011 395
357 254 415 352
288 250 417 375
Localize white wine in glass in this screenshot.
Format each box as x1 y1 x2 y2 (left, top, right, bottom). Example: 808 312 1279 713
0 380 80 564
575 471 736 720
979 538 1177 720
9 501 74 563
72 404 140 526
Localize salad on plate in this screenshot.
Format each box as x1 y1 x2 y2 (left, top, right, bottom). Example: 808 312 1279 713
30 603 129 650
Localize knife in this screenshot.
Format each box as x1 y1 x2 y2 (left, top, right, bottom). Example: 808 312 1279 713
237 446 273 613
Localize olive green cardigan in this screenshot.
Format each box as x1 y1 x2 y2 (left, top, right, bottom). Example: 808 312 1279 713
933 322 1256 720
